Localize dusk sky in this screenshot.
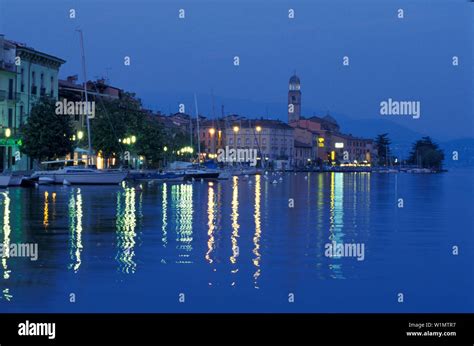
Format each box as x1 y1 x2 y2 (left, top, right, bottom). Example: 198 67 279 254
0 0 472 141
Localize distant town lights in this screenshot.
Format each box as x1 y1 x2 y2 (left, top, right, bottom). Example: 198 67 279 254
179 146 194 154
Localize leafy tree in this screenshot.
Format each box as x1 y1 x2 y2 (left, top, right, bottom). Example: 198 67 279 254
374 133 391 166
135 116 166 168
90 93 145 166
20 98 74 162
407 136 444 170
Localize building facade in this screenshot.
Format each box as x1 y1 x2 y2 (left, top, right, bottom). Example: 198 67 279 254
0 34 65 171
200 115 294 166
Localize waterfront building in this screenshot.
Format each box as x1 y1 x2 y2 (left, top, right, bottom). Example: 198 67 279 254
58 76 122 136
0 34 65 171
287 73 374 165
200 115 294 167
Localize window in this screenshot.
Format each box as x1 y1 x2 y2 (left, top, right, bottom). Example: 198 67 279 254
237 138 241 145
8 109 13 128
229 138 233 145
254 138 258 145
20 105 24 125
262 138 267 145
8 79 13 99
32 71 36 86
50 76 54 96
21 69 25 92
246 138 250 145
41 73 44 87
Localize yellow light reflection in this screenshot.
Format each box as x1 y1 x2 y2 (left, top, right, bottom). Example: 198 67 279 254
43 191 49 227
205 184 216 264
252 175 262 288
230 176 240 274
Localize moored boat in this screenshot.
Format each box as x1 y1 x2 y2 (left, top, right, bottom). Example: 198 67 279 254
31 167 127 185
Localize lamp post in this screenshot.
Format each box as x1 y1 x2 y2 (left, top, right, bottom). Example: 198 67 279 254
163 145 168 168
233 126 239 166
256 126 262 168
209 128 215 160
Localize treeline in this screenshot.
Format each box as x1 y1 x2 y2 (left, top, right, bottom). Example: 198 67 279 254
20 95 191 168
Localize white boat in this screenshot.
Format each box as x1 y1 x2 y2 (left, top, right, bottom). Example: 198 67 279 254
0 175 11 188
31 167 127 185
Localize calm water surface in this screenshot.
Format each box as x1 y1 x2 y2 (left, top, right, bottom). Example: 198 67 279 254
0 170 472 312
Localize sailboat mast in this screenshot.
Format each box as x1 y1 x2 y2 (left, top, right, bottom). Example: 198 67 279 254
194 93 201 162
77 29 92 166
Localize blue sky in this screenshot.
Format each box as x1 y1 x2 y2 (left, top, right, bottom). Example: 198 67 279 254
0 0 472 141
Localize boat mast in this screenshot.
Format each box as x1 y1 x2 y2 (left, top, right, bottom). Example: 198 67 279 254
194 93 201 163
77 29 92 166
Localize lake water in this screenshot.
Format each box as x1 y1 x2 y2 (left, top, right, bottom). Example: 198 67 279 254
0 170 472 312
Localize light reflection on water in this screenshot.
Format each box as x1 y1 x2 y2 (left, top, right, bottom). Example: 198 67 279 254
0 170 472 312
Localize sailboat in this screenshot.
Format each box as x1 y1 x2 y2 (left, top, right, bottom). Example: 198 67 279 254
29 30 127 185
180 94 220 180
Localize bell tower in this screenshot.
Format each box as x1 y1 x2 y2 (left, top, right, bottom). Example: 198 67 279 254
288 74 301 123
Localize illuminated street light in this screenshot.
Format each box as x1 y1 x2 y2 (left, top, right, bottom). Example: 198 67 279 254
209 128 216 135
5 128 11 138
233 126 239 133
255 126 262 132
77 131 84 140
164 146 168 152
131 135 137 144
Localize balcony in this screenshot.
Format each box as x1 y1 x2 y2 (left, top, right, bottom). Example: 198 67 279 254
0 90 20 102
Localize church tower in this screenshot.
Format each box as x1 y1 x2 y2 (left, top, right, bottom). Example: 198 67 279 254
288 74 301 123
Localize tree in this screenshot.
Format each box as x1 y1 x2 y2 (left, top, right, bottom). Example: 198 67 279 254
91 93 145 166
407 136 444 170
20 98 74 162
135 116 166 168
374 133 391 166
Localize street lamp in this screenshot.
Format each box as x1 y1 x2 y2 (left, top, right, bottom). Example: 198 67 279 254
77 131 84 140
256 126 262 168
5 128 11 138
232 126 239 162
209 128 216 156
164 146 168 152
131 135 136 144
